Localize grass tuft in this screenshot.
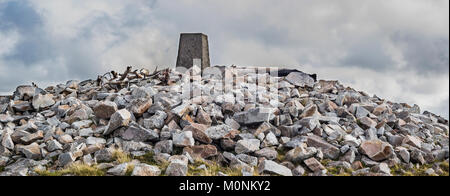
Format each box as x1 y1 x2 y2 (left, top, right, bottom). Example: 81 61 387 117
35 163 106 176
112 149 132 164
187 159 242 176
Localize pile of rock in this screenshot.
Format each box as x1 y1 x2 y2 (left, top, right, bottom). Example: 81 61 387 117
0 66 448 176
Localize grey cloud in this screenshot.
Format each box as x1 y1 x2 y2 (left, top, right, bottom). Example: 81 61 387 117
0 0 448 118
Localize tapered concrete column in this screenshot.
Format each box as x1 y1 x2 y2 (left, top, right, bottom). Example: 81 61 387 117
176 33 210 71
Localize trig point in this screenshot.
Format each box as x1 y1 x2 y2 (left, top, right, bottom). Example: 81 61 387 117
176 33 210 71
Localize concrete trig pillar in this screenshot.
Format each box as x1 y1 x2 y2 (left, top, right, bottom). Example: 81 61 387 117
176 33 211 71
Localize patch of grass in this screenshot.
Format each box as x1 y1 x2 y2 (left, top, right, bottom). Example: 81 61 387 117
125 163 135 176
327 166 353 176
276 149 287 163
36 163 106 176
390 162 449 176
112 149 132 164
0 166 4 172
187 159 242 176
440 162 449 173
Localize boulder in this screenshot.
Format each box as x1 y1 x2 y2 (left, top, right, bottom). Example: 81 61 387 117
359 140 393 161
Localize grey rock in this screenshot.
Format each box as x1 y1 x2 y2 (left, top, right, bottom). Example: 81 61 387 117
258 160 293 176
107 163 129 176
285 71 315 88
292 165 306 176
1 132 14 150
93 101 118 119
58 152 75 167
144 111 167 129
120 124 159 142
104 109 132 135
359 140 393 161
254 147 278 160
94 149 113 163
132 163 161 176
205 124 233 140
18 143 41 160
235 139 260 154
32 94 55 110
286 147 318 163
306 135 340 160
173 131 195 147
304 157 325 172
233 107 275 126
46 140 63 152
154 140 173 154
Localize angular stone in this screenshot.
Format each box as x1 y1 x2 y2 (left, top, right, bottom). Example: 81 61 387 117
71 120 93 130
235 139 260 154
184 123 211 144
132 163 161 176
46 140 63 152
306 135 340 160
300 105 320 118
104 109 132 135
402 135 422 149
286 147 318 163
254 147 278 160
85 137 106 146
120 124 159 142
359 140 393 161
20 131 44 144
171 103 190 118
225 118 240 130
58 134 74 144
173 131 195 147
395 147 410 163
234 154 256 167
13 85 36 100
233 107 275 126
79 128 94 137
94 148 114 163
372 162 391 175
154 140 173 154
143 111 167 129
190 145 218 159
358 117 377 129
258 160 292 176
165 155 189 176
66 106 92 124
58 152 75 167
18 143 41 160
107 163 129 176
32 94 55 110
129 98 152 115
293 165 306 176
11 100 33 112
1 132 14 150
205 124 234 140
304 157 325 172
285 71 315 88
263 132 279 147
93 101 118 119
196 108 212 126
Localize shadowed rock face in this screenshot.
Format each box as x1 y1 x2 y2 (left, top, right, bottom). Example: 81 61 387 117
0 65 448 176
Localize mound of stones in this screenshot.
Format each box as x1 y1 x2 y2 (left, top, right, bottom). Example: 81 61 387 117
0 65 448 176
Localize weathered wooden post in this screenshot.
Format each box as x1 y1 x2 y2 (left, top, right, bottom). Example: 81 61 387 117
176 33 210 71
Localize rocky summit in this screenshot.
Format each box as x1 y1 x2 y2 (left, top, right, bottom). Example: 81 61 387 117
0 65 448 176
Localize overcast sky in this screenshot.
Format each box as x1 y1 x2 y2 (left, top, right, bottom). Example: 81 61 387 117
0 0 448 118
